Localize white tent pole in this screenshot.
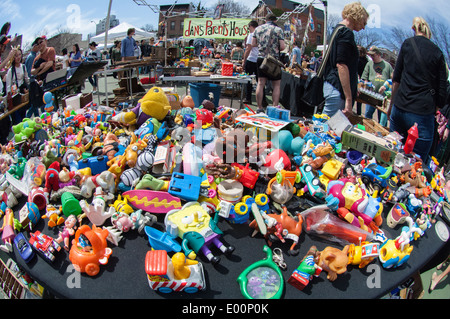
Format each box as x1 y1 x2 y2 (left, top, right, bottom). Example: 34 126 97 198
103 0 113 108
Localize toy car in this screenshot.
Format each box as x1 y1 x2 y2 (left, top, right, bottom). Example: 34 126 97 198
13 232 35 263
69 225 112 276
78 155 108 176
145 250 206 294
300 164 325 199
361 163 393 189
29 231 62 263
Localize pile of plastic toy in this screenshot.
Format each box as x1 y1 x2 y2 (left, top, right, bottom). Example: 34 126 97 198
0 86 448 297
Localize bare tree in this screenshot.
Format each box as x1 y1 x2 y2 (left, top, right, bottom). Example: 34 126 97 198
326 13 341 39
211 0 251 18
141 24 156 32
382 26 410 54
354 29 382 49
427 16 450 64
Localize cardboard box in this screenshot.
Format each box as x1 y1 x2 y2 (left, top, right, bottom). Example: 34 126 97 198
341 126 397 165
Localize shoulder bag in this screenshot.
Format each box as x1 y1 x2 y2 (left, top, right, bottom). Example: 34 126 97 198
259 26 285 79
410 37 436 97
301 25 345 109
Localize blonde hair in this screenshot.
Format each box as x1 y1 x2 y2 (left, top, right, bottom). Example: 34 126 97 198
412 17 432 39
341 2 369 24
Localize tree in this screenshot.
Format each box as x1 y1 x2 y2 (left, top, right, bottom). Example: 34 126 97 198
427 16 450 64
210 0 250 18
354 28 382 49
141 24 156 32
382 26 410 54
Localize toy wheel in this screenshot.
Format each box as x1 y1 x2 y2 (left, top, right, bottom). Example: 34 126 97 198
295 171 302 183
235 202 248 215
304 165 312 173
85 263 100 276
276 172 283 184
158 287 173 294
184 287 199 294
255 194 268 206
312 178 320 187
97 155 105 161
361 176 370 185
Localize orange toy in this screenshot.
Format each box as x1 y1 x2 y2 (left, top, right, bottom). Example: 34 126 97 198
180 95 195 109
69 224 112 276
317 246 350 281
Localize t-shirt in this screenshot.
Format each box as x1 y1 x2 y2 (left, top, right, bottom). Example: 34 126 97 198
6 64 29 94
362 59 393 92
33 47 56 81
291 46 302 66
393 36 448 115
70 51 82 68
245 32 258 63
253 22 284 59
87 48 102 61
323 24 359 102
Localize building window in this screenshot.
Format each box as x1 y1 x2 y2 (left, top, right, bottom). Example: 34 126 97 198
317 35 321 44
180 21 184 30
170 21 176 30
317 23 321 32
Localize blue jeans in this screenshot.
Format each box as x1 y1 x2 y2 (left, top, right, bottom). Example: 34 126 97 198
365 104 388 127
322 81 345 117
390 105 435 163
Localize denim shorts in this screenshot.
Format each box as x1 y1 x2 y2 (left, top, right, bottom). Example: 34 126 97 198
389 105 435 162
322 81 345 117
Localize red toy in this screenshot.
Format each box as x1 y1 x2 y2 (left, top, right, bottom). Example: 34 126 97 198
404 123 418 154
45 161 61 193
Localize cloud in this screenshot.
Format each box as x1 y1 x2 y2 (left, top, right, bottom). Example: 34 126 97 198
0 0 22 20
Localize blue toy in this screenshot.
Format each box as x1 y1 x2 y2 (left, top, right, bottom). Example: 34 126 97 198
43 92 55 113
168 173 202 202
14 232 35 263
78 155 108 176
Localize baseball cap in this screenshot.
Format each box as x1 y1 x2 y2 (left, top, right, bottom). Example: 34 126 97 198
89 42 98 47
0 35 10 45
32 36 43 47
367 46 381 55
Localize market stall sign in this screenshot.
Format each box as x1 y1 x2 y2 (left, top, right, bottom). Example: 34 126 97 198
183 18 251 40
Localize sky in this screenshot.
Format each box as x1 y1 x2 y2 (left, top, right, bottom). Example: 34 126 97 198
2 0 450 49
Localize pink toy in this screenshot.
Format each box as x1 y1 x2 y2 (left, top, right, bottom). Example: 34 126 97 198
263 149 291 174
123 190 181 214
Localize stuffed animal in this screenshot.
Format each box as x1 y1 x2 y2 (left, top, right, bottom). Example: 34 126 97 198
12 118 43 143
111 87 171 127
317 246 350 281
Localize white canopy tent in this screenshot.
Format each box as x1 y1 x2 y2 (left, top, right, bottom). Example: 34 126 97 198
90 22 157 43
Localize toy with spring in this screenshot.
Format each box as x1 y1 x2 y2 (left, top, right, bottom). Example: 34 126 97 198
218 194 269 224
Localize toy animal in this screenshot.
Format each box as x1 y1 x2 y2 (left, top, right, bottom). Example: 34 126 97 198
79 171 116 198
317 246 350 281
111 86 172 127
165 202 235 264
249 206 303 256
45 161 61 193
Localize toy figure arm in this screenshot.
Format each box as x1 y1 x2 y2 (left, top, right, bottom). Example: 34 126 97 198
111 111 137 125
181 238 196 259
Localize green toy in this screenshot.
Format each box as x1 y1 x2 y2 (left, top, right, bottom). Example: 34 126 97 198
12 118 42 143
237 245 284 299
135 174 167 191
8 157 27 179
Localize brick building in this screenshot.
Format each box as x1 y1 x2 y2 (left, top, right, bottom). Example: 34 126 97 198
158 3 195 39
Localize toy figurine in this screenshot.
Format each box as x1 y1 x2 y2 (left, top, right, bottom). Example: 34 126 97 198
165 202 235 264
45 161 61 193
379 217 422 269
347 240 379 268
42 204 64 228
317 246 350 281
0 203 15 252
55 214 78 251
249 206 303 256
111 87 172 127
79 187 115 226
288 246 322 290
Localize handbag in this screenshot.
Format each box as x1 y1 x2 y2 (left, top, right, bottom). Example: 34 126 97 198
259 26 284 78
301 25 344 109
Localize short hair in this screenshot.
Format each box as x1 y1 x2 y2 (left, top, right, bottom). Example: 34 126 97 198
412 17 432 39
127 28 135 36
62 48 68 55
341 2 369 24
248 20 258 28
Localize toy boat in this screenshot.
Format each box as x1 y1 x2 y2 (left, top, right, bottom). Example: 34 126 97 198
144 226 181 253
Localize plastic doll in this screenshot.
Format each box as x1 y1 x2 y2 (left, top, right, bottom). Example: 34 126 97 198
0 206 15 252
55 214 78 251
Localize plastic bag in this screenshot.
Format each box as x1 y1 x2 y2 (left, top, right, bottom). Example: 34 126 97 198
300 205 374 246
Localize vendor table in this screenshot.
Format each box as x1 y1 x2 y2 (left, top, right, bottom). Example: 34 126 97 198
0 101 29 121
161 75 253 109
279 71 311 117
3 194 448 300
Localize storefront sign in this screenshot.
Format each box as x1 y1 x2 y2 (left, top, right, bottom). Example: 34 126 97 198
183 18 251 40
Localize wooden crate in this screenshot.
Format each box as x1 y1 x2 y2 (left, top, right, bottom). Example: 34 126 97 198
0 259 25 299
348 114 389 136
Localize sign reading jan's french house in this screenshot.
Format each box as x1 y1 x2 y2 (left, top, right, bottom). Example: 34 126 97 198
183 18 251 39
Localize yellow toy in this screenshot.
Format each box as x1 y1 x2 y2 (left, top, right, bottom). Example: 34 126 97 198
171 252 199 280
347 240 379 268
111 87 171 126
